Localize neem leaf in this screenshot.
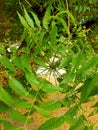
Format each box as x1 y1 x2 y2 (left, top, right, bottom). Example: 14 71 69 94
25 71 40 88
50 21 57 45
13 54 31 71
13 56 24 71
2 120 24 130
34 105 51 118
24 7 34 28
0 56 16 72
9 77 32 98
18 12 29 29
31 12 41 28
39 100 61 111
71 53 85 72
78 55 98 74
59 55 72 69
61 72 74 85
14 101 32 108
0 87 14 106
21 54 31 70
80 73 98 103
9 110 32 123
41 79 61 93
64 114 76 125
43 5 51 29
38 116 65 130
65 106 79 117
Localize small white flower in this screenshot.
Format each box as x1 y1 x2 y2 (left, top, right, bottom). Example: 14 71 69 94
36 56 66 78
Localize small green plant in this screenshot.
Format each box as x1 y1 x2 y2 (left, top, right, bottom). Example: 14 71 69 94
0 1 98 130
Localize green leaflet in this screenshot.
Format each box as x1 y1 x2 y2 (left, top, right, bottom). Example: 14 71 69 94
34 105 51 118
21 54 31 70
24 7 34 28
39 100 61 111
9 77 32 98
9 110 33 123
41 79 61 93
2 120 24 130
59 55 72 69
38 116 65 130
71 53 85 72
18 12 29 29
14 101 32 108
50 21 57 46
0 56 16 72
65 106 79 117
13 56 25 71
25 71 40 88
0 87 14 106
61 72 75 84
31 12 41 28
42 84 61 93
43 5 51 29
78 55 98 74
20 29 28 43
64 114 76 125
80 73 98 103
